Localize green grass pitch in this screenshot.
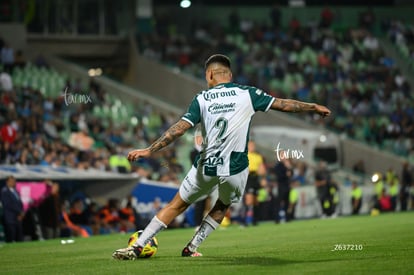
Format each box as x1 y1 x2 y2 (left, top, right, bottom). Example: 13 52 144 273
1 212 413 275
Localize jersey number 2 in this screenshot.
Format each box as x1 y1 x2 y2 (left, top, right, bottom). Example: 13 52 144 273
214 117 228 140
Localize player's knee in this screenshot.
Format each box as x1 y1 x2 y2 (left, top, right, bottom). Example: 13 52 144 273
208 203 229 224
210 199 230 214
166 195 190 214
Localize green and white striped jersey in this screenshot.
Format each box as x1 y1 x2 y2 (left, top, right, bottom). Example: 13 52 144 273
182 82 275 176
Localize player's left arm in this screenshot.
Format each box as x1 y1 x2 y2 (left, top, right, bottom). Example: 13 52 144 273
127 119 192 161
270 98 331 117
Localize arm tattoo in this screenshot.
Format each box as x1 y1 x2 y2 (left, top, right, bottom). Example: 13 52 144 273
272 99 316 113
280 99 287 110
148 120 191 153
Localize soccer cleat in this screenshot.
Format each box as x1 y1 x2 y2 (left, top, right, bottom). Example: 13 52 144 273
112 246 143 260
181 247 203 257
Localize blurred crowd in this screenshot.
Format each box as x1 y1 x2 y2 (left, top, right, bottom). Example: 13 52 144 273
0 37 184 184
238 144 414 225
2 149 414 242
138 7 414 158
0 175 159 242
387 19 414 69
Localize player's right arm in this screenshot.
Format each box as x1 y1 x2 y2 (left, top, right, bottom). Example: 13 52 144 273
127 119 192 161
128 95 201 162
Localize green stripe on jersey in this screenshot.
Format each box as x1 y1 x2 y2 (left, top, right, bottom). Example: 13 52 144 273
182 95 201 126
230 151 249 175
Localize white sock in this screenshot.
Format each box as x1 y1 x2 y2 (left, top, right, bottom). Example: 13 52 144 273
188 215 219 252
135 216 167 248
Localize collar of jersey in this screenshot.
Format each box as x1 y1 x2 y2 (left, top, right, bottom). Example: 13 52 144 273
210 82 233 89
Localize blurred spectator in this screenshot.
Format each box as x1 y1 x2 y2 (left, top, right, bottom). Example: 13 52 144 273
400 162 413 211
60 201 89 238
119 199 137 233
289 17 301 34
269 5 282 29
320 6 334 29
148 197 162 220
287 181 299 221
69 199 87 226
81 201 101 235
317 51 331 67
99 198 121 234
291 161 307 185
256 184 270 222
274 157 292 223
373 173 385 205
0 70 12 92
0 142 10 163
411 182 414 210
351 181 362 215
132 162 153 179
385 168 397 186
40 152 55 166
378 188 392 212
68 127 95 151
38 181 61 239
158 169 179 184
359 7 376 31
1 119 17 144
1 42 14 73
122 195 144 229
389 176 399 211
1 176 24 242
109 147 131 173
240 17 253 34
314 161 332 218
327 182 339 217
363 33 379 52
65 198 96 235
21 198 42 241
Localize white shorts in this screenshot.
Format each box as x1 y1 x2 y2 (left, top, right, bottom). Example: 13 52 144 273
179 166 249 205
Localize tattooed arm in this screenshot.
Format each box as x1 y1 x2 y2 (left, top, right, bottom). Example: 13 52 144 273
149 120 192 152
271 98 331 116
127 119 192 161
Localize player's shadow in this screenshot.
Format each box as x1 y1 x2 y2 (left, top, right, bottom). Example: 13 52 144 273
207 256 296 266
207 256 353 267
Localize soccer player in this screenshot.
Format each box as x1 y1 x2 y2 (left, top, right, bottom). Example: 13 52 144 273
112 54 331 259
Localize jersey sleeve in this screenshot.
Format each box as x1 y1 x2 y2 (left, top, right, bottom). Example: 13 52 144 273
181 96 201 127
248 88 275 112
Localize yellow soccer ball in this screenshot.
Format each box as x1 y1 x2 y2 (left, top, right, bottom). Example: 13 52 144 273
127 230 159 258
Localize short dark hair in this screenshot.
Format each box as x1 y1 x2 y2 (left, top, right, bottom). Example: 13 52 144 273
204 54 231 70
